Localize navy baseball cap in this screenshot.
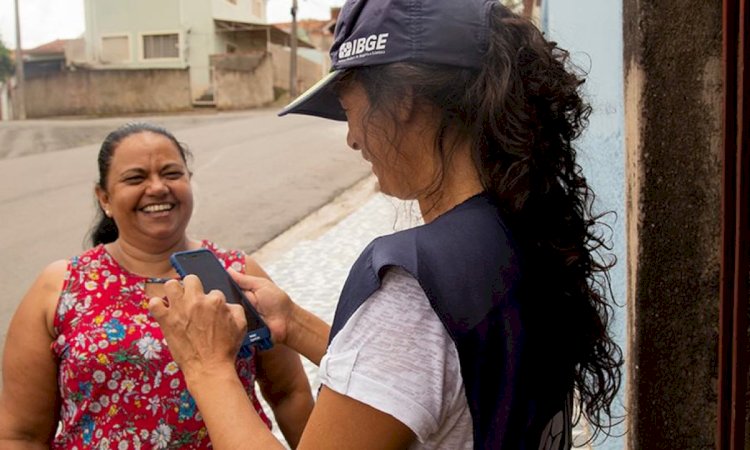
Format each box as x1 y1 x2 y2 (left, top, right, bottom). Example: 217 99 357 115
279 0 497 121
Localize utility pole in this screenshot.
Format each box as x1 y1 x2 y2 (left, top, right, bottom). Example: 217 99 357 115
13 0 26 120
289 0 298 97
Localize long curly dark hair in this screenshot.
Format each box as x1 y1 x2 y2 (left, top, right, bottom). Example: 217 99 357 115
339 3 623 441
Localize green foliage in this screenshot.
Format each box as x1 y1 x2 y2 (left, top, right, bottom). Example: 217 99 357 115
0 38 14 82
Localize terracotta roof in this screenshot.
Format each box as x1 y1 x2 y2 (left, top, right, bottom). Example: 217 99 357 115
26 39 69 55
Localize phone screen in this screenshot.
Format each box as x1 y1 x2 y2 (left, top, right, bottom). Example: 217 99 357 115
171 250 266 331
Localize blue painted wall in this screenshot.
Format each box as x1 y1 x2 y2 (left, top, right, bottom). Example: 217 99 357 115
540 1 627 449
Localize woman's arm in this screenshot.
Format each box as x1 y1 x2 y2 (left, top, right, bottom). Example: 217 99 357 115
244 257 314 448
229 270 330 366
255 345 314 448
149 276 417 450
187 370 415 450
0 260 67 449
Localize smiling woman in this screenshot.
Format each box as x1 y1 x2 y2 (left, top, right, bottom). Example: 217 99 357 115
0 122 315 449
91 123 195 254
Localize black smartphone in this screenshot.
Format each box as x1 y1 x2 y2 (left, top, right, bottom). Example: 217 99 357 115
170 249 273 350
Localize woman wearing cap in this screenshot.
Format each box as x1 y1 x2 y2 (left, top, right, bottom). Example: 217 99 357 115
149 0 623 449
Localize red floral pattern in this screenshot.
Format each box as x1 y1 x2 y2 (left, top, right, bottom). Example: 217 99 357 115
51 241 270 449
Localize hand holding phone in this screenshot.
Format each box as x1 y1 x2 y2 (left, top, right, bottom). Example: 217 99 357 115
228 269 295 345
170 249 273 350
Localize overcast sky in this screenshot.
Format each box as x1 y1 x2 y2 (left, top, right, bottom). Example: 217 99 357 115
0 0 343 49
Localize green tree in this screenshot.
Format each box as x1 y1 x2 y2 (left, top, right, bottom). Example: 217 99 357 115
0 37 14 82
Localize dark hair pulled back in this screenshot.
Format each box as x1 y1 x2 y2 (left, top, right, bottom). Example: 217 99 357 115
340 3 623 441
89 122 192 246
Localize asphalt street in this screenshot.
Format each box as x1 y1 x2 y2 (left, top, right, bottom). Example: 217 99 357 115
0 110 371 376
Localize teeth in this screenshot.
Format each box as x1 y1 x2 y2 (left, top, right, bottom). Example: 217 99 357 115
142 204 173 213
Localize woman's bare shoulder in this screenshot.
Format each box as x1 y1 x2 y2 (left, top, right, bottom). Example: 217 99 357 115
39 259 69 285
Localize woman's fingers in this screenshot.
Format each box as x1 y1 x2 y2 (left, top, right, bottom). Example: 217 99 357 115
147 296 169 320
228 269 292 345
162 278 188 312
229 268 265 291
181 275 206 304
147 275 244 380
228 303 248 332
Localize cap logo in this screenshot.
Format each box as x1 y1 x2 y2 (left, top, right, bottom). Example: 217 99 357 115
338 33 389 62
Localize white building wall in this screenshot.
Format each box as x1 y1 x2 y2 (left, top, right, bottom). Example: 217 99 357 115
84 0 186 69
82 0 274 102
541 1 627 449
212 0 267 24
83 0 217 101
179 0 216 100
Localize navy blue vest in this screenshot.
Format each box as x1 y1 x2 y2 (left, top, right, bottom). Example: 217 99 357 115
329 193 571 449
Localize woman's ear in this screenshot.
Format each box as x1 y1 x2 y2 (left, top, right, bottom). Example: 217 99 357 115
95 185 110 215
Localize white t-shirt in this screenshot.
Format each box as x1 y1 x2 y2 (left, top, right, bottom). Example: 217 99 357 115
319 268 474 449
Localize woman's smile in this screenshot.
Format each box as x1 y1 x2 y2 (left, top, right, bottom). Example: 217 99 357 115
139 202 176 216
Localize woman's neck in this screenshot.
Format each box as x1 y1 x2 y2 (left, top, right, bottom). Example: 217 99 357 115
417 143 484 223
107 236 198 279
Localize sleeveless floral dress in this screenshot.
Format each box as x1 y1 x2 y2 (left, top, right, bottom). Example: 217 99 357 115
51 241 271 449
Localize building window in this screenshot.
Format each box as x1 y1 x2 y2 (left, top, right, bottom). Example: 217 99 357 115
101 35 130 63
142 33 179 59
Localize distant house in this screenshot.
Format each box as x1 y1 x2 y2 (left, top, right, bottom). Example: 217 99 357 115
275 7 340 53
81 0 315 103
23 39 67 77
0 41 79 119
268 7 340 92
5 0 325 119
20 39 87 78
